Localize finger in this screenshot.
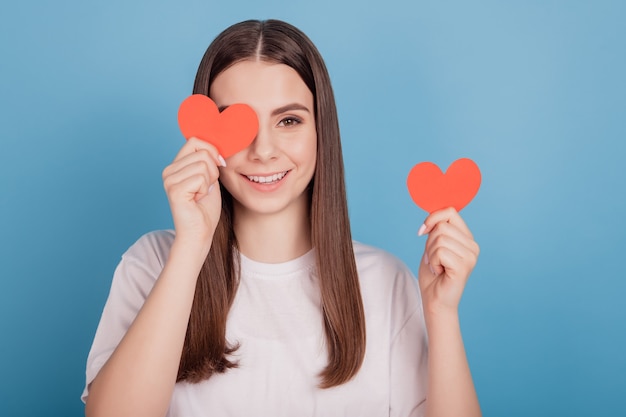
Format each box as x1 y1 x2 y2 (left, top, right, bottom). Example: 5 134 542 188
425 231 476 263
172 137 226 167
427 245 469 278
167 172 215 204
425 221 480 258
163 148 221 184
418 207 473 239
163 160 217 196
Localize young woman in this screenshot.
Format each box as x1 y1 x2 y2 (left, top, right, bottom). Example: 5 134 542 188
83 19 481 417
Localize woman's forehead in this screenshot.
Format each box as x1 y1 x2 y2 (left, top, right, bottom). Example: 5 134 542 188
210 60 313 113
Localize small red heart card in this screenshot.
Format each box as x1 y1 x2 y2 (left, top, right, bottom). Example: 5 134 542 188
177 94 259 158
407 158 481 213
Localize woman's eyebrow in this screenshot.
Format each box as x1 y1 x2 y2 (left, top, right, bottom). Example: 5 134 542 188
217 103 310 115
271 103 310 116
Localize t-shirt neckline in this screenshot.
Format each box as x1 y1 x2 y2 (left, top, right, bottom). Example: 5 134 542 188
238 248 317 277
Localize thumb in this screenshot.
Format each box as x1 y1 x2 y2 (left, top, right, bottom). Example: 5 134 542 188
197 180 220 203
417 250 436 289
419 250 438 278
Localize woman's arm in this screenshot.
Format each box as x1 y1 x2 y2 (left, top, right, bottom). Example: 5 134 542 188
85 139 224 417
424 308 481 417
418 207 482 417
85 243 206 417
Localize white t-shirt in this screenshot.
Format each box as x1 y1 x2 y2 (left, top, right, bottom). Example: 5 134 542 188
83 230 428 416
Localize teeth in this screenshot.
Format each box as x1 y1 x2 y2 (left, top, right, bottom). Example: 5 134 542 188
246 171 288 184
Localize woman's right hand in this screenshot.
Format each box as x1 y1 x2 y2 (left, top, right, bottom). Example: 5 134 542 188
162 138 226 248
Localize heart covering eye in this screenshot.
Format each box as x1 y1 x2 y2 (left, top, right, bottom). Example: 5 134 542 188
177 94 259 158
407 158 481 213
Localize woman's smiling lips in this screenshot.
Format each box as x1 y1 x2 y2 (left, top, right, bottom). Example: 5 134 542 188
241 170 291 188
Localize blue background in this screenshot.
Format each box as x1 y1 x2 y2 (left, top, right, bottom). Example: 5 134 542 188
1 0 625 416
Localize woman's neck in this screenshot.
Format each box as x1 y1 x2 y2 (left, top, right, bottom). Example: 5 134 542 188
232 196 312 264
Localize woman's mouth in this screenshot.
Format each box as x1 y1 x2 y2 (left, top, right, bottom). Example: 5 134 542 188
243 170 290 185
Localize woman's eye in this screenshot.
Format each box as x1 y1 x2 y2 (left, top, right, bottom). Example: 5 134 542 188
278 117 301 127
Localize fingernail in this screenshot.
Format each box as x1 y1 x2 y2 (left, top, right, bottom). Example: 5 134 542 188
218 155 227 167
424 252 429 265
417 224 427 236
208 184 215 193
429 265 436 276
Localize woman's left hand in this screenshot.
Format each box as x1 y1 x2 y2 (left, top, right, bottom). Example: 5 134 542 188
417 207 480 315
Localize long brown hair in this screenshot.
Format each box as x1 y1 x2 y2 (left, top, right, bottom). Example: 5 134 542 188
177 19 366 388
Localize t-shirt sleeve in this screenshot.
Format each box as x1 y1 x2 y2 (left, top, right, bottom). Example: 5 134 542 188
81 231 173 403
389 264 429 417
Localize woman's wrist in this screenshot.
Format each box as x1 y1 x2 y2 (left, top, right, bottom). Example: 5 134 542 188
166 234 213 277
172 230 213 255
423 302 461 333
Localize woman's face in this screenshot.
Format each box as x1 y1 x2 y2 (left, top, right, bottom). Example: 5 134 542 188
210 60 317 218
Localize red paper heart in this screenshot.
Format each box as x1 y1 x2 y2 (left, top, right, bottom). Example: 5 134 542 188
177 94 259 158
407 158 481 213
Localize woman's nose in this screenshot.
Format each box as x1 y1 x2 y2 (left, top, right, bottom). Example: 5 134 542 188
247 125 278 162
